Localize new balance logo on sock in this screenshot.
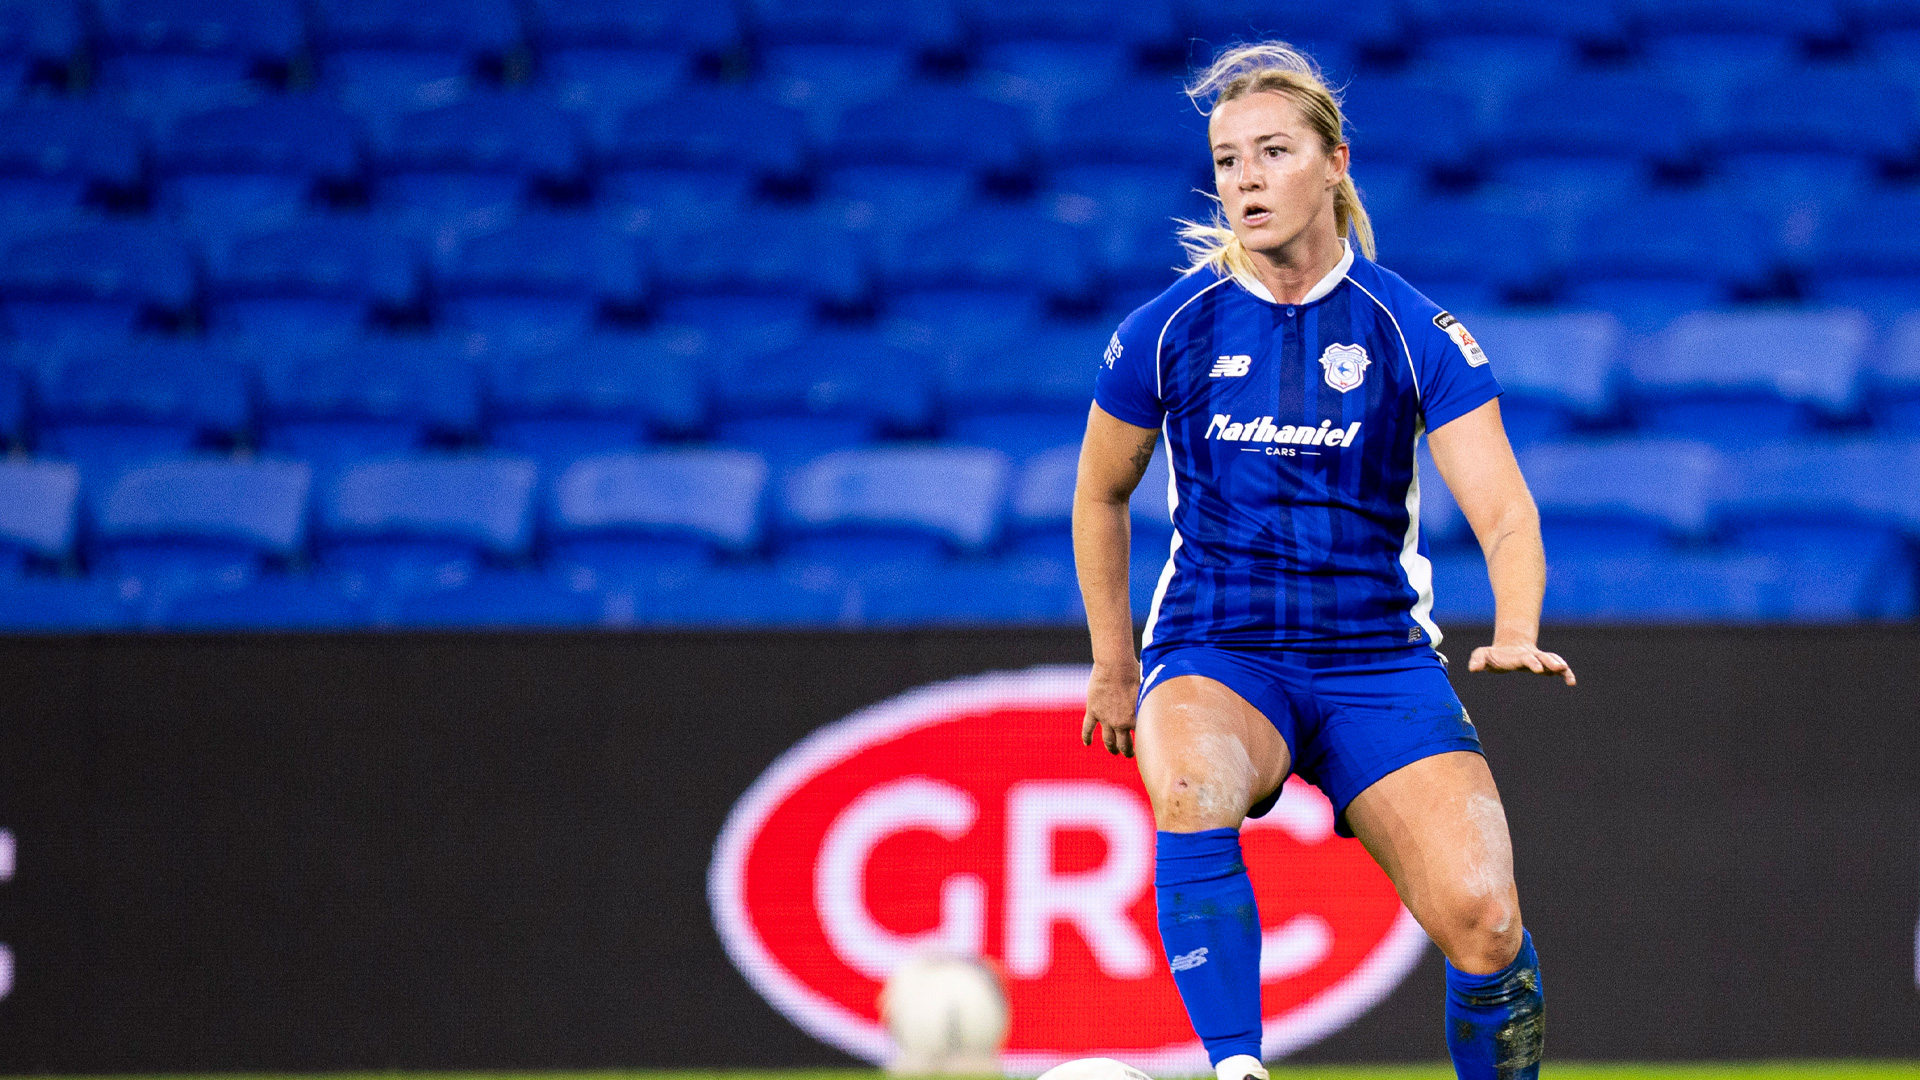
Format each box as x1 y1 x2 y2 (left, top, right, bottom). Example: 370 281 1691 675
1169 946 1210 971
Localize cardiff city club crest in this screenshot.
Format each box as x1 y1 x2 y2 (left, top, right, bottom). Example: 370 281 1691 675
1319 343 1371 393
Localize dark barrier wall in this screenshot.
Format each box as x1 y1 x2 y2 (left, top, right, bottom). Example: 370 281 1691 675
0 627 1916 1071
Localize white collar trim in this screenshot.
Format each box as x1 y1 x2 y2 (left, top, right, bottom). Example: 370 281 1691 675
1233 239 1354 305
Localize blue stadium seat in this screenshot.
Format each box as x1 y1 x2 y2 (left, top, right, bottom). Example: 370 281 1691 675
750 0 961 46
1048 164 1210 289
599 167 758 241
378 95 584 226
1176 0 1398 46
318 454 539 593
1454 311 1621 444
1427 548 1495 622
884 288 1048 375
259 339 479 467
626 563 849 626
779 446 1012 566
1875 312 1920 432
961 0 1174 45
1341 78 1480 171
93 0 304 125
0 0 79 66
154 575 366 629
91 458 311 600
944 320 1103 458
526 0 738 53
1519 439 1722 554
37 342 250 474
0 459 80 572
1053 78 1207 164
1631 310 1871 442
1490 74 1697 166
206 216 418 341
157 98 361 231
0 102 143 227
546 449 769 578
1402 0 1624 38
1007 443 1077 558
1407 35 1582 119
713 329 935 459
1629 0 1845 37
314 0 521 136
542 48 688 145
852 556 1080 625
652 294 813 371
609 89 808 177
1803 191 1920 318
879 206 1092 299
0 577 135 631
1852 0 1920 30
1718 72 1916 159
1 222 196 341
1370 199 1545 308
817 163 979 242
763 44 916 141
439 216 644 346
1541 551 1826 622
0 360 22 444
488 332 704 456
650 209 865 307
386 570 603 627
1562 194 1769 327
832 84 1029 173
1129 537 1172 620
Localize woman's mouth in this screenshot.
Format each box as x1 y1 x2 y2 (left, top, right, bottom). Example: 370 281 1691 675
1242 205 1272 227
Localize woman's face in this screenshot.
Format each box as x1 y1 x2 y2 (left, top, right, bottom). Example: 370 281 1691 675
1208 90 1346 258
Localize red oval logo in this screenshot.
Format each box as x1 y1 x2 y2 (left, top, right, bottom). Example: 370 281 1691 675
709 667 1425 1072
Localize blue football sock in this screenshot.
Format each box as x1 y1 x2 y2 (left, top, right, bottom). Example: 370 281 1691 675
1155 828 1264 1066
1444 929 1544 1080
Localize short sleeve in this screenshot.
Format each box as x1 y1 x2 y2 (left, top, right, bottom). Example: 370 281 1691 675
1092 315 1164 429
1416 309 1502 431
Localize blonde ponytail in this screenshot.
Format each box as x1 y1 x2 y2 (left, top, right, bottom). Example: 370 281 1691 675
1174 41 1375 275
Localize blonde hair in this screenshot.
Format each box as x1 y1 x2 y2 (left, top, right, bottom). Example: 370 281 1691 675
1175 41 1376 277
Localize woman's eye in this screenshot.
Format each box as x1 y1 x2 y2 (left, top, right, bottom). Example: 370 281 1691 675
1266 146 1284 157
1216 157 1234 168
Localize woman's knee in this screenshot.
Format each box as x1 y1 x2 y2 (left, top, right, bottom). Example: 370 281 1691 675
1427 886 1524 974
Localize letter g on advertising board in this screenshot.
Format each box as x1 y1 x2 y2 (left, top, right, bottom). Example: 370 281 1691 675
708 668 1427 1074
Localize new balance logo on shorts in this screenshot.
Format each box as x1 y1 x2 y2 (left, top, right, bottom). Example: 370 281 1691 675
1206 413 1363 448
1169 947 1209 972
1209 354 1252 377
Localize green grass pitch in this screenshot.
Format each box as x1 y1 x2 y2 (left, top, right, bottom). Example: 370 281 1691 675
43 1066 1920 1080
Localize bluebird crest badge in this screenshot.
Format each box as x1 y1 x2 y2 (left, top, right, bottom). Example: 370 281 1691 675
1319 343 1370 393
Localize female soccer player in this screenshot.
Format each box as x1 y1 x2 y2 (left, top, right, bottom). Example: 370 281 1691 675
1073 42 1574 1080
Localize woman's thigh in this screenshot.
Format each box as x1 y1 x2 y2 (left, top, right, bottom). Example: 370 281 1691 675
1342 750 1523 973
1135 674 1292 833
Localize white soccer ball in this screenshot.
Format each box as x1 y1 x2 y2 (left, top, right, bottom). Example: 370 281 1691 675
1035 1057 1156 1080
881 953 1010 1074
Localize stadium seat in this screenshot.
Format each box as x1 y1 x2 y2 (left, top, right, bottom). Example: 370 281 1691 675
0 577 136 631
541 47 688 145
377 95 584 228
313 0 521 126
650 209 866 308
0 0 80 71
599 167 759 242
1562 194 1769 327
651 294 813 373
1630 310 1871 442
1 222 196 341
778 445 1012 566
1341 78 1481 173
1052 78 1210 165
1490 74 1697 170
1370 198 1545 308
93 0 304 125
0 102 143 228
1541 551 1812 622
1630 0 1845 38
386 571 603 627
851 555 1080 625
624 563 849 626
0 459 81 572
1716 71 1915 162
817 164 980 244
762 44 915 141
1802 191 1920 319
91 458 312 601
1176 0 1399 47
157 98 362 233
153 575 366 629
488 332 704 457
884 288 1049 379
609 89 808 178
1519 439 1722 554
1453 311 1621 444
1415 442 1467 548
832 84 1029 175
438 216 644 346
960 0 1175 46
1007 443 1077 559
36 341 251 475
943 320 1103 458
206 216 419 341
879 206 1093 301
317 454 539 594
1873 312 1920 432
1426 548 1495 623
748 0 961 47
546 449 770 579
1712 438 1920 540
1048 164 1210 290
712 329 935 459
526 0 737 54
258 338 479 468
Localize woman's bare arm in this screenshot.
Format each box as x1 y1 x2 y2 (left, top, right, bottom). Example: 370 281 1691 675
1425 398 1575 686
1073 401 1162 755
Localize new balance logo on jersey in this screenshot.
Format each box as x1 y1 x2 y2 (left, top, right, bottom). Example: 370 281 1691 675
1206 413 1362 447
1210 354 1252 377
1169 947 1209 972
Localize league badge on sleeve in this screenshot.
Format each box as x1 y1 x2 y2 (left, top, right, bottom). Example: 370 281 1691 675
1318 343 1371 393
1432 312 1489 367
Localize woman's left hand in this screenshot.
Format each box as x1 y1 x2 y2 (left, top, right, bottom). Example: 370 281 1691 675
1468 644 1576 686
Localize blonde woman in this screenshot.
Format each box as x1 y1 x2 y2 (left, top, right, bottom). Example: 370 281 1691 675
1073 42 1572 1080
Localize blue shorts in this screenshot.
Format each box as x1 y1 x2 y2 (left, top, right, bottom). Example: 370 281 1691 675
1137 645 1482 837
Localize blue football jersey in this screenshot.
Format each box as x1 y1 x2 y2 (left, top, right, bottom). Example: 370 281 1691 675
1095 245 1501 656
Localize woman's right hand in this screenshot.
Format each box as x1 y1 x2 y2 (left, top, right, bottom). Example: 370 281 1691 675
1081 658 1143 758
